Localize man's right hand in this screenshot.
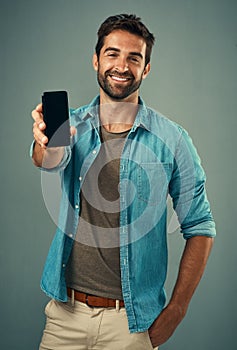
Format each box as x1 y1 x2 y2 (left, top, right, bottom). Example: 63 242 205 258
31 103 63 168
31 103 76 168
32 103 48 149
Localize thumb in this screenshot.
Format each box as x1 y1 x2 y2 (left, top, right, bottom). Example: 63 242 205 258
70 126 77 136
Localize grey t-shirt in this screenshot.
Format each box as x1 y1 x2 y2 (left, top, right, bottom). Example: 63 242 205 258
65 126 129 300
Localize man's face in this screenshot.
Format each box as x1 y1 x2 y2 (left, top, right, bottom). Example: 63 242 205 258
93 30 150 101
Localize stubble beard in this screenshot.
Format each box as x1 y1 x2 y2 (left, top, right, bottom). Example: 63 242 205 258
97 66 143 101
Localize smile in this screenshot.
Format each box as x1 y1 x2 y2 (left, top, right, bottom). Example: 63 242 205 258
110 75 131 82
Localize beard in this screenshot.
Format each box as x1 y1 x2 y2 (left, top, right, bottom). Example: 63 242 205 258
97 66 143 100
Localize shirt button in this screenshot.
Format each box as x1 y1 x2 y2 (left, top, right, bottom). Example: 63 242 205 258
62 263 66 268
75 204 79 209
79 176 82 181
69 233 73 238
92 150 97 155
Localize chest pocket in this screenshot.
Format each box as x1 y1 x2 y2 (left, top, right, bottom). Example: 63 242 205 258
137 163 172 206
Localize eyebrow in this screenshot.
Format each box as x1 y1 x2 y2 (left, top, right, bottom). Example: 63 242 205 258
104 47 143 59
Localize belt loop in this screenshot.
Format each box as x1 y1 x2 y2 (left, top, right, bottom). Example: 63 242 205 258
71 289 75 307
116 300 120 312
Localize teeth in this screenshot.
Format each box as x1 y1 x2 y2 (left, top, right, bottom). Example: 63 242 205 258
111 76 129 82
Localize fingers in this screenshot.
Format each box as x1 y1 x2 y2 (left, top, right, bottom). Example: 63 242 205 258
31 104 48 148
36 103 43 113
32 103 44 125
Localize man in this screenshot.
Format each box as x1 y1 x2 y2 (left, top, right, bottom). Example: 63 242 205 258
31 14 216 350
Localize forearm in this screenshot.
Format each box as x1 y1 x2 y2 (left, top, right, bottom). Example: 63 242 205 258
32 142 65 169
149 235 214 347
169 235 214 315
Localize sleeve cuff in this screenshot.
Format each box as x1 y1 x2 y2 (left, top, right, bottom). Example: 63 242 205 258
182 220 216 240
29 140 71 172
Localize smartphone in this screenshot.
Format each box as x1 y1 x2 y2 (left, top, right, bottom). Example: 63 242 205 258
42 90 70 147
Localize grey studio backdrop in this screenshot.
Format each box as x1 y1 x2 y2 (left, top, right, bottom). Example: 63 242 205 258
0 0 236 349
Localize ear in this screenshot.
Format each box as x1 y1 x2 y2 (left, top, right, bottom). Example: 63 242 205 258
142 63 151 80
92 52 99 71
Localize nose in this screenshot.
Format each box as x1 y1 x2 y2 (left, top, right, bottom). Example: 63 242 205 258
114 56 129 72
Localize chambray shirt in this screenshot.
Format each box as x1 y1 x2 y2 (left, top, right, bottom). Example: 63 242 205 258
33 96 216 333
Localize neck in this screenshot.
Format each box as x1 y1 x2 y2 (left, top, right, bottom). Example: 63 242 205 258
99 89 139 132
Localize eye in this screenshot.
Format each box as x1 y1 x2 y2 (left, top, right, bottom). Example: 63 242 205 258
129 56 140 63
107 52 118 58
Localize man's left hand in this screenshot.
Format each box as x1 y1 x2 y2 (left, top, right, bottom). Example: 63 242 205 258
148 303 185 347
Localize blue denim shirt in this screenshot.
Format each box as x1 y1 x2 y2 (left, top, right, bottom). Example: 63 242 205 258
33 96 216 333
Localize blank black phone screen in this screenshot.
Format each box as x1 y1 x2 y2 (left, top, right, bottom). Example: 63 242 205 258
42 90 70 147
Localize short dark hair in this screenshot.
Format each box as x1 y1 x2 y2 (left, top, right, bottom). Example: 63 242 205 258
95 14 155 66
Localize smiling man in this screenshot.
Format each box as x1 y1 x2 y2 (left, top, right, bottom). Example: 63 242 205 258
31 14 216 350
94 29 150 102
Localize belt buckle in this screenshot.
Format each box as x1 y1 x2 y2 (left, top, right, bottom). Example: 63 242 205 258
85 294 89 306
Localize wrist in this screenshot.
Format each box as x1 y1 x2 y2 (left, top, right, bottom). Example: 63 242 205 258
167 300 188 320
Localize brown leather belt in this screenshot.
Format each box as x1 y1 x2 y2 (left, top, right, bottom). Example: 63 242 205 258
67 288 125 308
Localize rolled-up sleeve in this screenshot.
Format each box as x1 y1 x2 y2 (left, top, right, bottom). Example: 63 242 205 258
169 129 216 239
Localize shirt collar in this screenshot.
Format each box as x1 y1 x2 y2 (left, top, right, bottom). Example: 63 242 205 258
82 95 152 132
132 97 151 132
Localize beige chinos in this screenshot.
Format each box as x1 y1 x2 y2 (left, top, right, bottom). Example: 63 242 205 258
39 298 158 350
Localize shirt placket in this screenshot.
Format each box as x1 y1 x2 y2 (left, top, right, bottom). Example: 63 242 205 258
119 134 137 332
